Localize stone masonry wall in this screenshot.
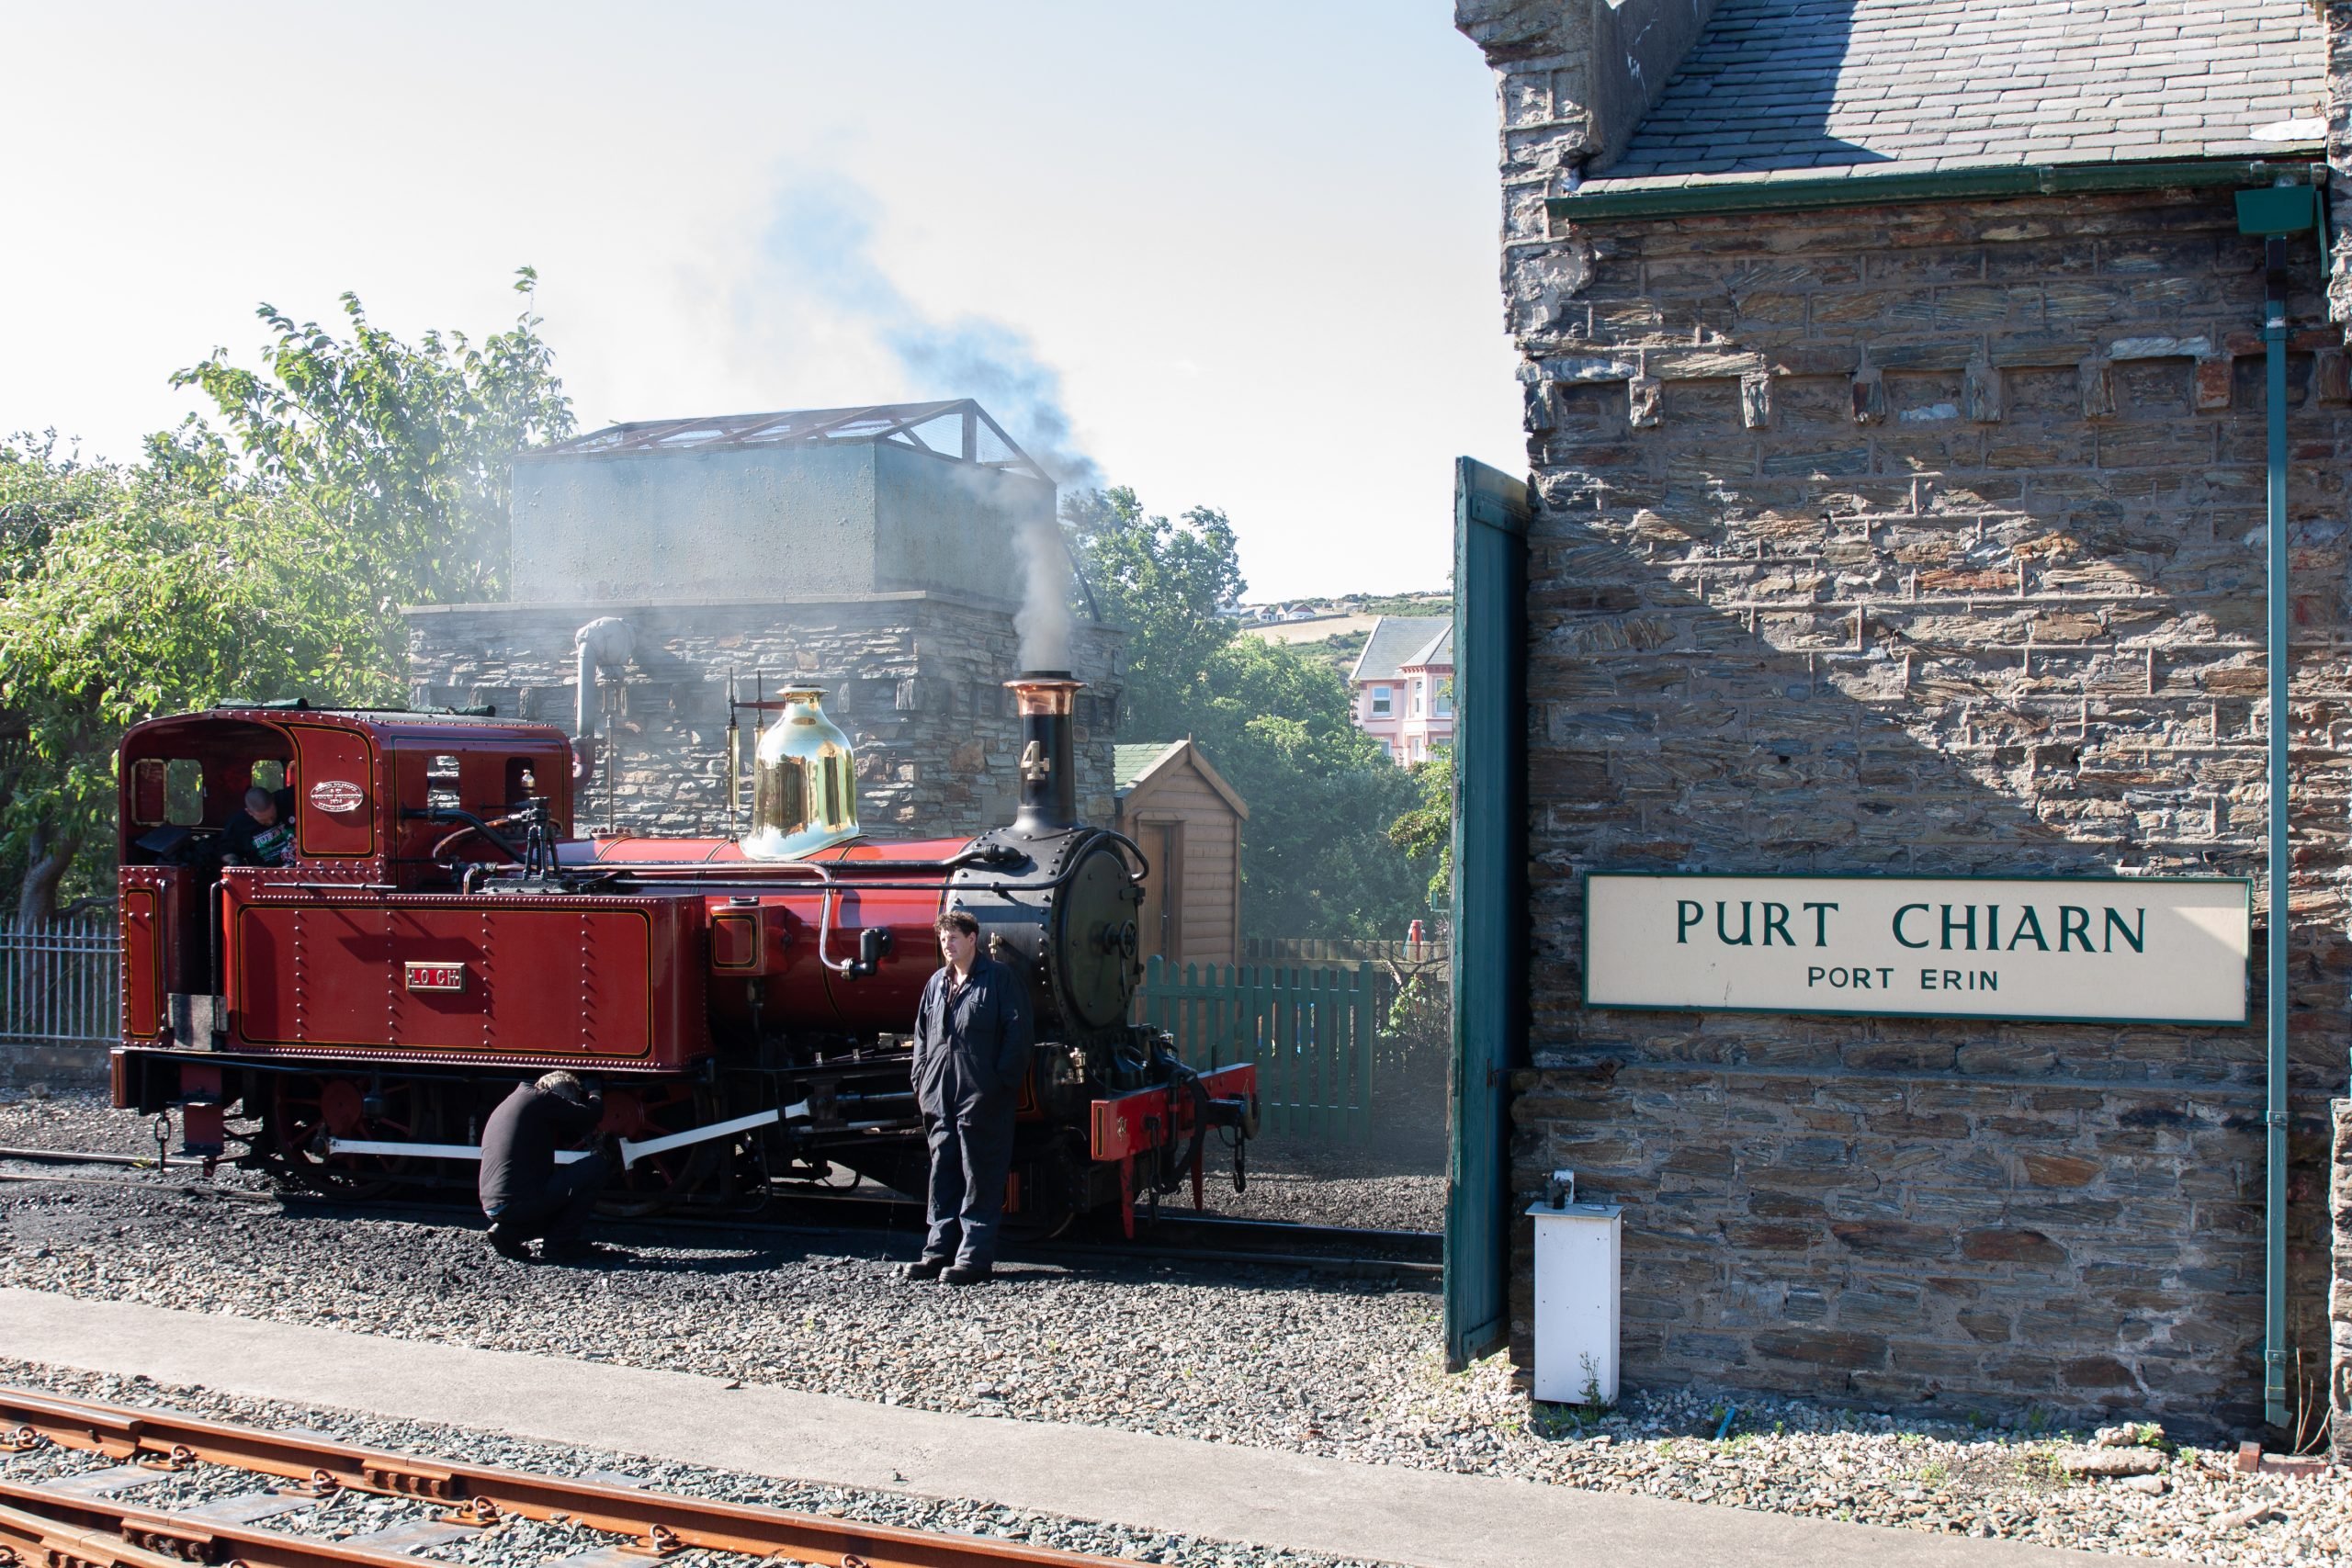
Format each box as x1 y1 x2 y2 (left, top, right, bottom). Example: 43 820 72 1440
1486 178 2352 1437
404 594 1125 842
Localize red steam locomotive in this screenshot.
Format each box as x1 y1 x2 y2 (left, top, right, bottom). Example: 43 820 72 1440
107 673 1257 1230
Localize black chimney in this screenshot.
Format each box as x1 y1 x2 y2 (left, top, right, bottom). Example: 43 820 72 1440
1006 671 1080 833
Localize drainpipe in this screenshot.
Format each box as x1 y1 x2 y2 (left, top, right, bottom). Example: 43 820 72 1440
2234 177 2322 1435
2259 231 2290 1435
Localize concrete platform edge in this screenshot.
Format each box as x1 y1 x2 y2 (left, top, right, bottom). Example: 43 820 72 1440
0 1289 2098 1568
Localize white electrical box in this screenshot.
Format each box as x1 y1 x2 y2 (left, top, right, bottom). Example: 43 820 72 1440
1527 1201 1623 1404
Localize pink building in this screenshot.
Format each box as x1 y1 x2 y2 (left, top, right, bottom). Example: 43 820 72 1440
1347 615 1453 763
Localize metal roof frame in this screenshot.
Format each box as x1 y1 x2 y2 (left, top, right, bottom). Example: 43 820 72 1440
526 399 1052 481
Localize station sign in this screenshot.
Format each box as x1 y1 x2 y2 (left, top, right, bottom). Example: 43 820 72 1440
1584 873 2249 1025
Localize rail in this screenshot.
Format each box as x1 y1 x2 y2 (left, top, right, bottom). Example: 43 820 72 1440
0 1384 1125 1568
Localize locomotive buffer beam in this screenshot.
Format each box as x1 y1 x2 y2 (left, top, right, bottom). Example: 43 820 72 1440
326 1105 803 1169
1085 1063 1258 1239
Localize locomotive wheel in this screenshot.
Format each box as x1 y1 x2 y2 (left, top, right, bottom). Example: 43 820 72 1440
262 1076 421 1199
591 1081 723 1218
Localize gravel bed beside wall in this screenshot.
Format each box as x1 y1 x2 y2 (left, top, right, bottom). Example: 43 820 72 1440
1 1122 2344 1562
0 1358 1390 1568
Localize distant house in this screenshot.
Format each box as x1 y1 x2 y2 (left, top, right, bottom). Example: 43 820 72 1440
1112 740 1248 969
1347 615 1453 763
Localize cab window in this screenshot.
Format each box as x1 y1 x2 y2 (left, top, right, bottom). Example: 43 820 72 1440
130 759 171 826
164 760 206 825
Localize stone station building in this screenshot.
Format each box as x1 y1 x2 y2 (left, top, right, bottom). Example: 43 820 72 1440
1455 0 2352 1440
404 401 1123 842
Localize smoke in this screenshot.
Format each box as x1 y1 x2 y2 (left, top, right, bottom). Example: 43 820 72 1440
744 175 1093 672
749 176 1101 490
1014 514 1073 672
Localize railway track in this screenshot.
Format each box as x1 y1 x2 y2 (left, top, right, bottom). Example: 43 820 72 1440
0 1147 1442 1279
0 1382 1116 1568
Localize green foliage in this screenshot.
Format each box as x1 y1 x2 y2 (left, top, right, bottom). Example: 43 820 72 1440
1349 592 1453 617
1067 488 1436 939
170 268 574 604
1303 626 1370 675
1063 487 1246 739
0 434 400 913
3 271 571 915
1386 746 1453 909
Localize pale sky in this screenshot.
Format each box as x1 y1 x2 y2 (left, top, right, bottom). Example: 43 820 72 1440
1 3 1520 602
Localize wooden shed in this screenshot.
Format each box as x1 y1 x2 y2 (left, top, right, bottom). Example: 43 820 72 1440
1112 740 1247 969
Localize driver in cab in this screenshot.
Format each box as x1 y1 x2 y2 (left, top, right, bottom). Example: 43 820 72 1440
221 786 293 866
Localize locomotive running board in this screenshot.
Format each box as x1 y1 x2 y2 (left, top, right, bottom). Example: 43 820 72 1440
326 1104 804 1169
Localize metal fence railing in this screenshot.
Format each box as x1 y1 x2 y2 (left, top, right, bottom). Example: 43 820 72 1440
0 920 120 1045
1137 958 1375 1145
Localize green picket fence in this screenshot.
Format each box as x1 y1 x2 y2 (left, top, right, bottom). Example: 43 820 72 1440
1136 958 1375 1145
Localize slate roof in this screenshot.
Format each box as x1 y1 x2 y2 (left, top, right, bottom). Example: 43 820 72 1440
1347 616 1453 684
1599 0 2328 185
1400 626 1454 671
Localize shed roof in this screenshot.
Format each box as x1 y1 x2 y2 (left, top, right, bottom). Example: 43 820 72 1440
1348 615 1453 684
1114 739 1249 819
525 400 1050 482
1599 0 2328 186
1114 742 1181 792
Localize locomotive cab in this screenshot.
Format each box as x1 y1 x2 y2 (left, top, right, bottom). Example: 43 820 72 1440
112 706 587 1145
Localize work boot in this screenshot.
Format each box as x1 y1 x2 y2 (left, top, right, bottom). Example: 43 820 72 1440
487 1224 532 1262
900 1256 951 1281
942 1262 993 1286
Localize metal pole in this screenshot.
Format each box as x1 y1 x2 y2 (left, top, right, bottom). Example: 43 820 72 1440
2260 233 2290 1434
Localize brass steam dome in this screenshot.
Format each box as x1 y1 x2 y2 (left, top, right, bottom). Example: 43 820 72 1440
744 688 860 860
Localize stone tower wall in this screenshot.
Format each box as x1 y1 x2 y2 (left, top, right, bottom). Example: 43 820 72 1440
405 593 1124 842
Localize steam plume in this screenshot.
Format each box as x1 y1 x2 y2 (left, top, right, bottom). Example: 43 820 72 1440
750 176 1101 488
1014 515 1073 671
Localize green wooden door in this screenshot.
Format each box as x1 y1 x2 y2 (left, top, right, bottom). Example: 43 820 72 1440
1444 456 1528 1370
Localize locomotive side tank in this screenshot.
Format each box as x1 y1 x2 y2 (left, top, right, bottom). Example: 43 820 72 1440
108 675 1255 1229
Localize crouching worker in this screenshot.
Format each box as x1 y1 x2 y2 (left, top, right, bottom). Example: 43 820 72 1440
902 909 1033 1284
479 1071 610 1262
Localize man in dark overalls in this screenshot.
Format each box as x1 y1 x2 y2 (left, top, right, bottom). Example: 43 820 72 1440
903 909 1033 1284
479 1072 610 1262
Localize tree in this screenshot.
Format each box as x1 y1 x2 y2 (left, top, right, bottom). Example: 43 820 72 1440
1387 744 1453 910
170 267 575 604
0 431 398 919
1061 487 1245 737
1066 489 1434 940
3 270 573 918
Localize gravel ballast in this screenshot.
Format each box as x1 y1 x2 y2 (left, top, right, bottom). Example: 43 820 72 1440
3 1094 2345 1564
